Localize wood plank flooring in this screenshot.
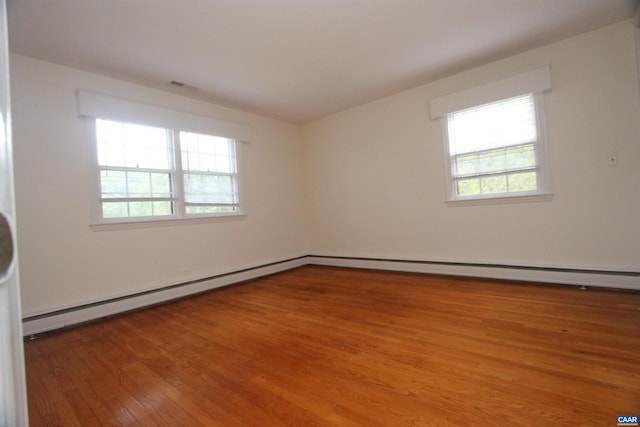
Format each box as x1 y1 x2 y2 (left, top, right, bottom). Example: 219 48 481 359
24 266 640 426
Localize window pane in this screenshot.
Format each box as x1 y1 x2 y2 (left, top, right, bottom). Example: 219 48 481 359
454 143 537 179
128 201 153 217
102 201 173 219
100 170 127 198
480 175 507 194
505 143 536 169
508 171 537 192
152 201 173 216
456 178 480 196
126 171 151 198
456 172 538 197
454 152 479 176
457 175 509 196
180 132 236 173
183 173 236 204
448 94 537 155
100 170 172 199
150 173 172 197
455 147 506 177
102 202 129 218
96 119 171 170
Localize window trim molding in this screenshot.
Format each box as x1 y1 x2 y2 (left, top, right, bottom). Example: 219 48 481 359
89 212 248 232
444 192 553 207
429 65 551 119
76 89 251 142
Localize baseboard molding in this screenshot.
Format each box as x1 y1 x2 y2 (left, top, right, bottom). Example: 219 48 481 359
307 255 640 290
23 254 640 336
22 256 308 337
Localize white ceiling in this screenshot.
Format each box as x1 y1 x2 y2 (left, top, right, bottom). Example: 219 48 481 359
6 0 639 123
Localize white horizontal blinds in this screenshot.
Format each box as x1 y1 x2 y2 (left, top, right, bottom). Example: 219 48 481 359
447 94 540 197
76 90 251 142
448 94 537 155
179 131 239 215
96 119 175 219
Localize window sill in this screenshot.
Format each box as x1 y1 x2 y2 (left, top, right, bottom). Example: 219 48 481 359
90 212 247 231
445 193 553 207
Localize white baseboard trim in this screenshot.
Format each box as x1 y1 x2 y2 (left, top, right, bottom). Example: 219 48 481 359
22 256 307 337
24 254 640 336
307 255 640 290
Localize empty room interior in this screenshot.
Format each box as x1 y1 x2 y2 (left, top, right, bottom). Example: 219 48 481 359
3 0 640 425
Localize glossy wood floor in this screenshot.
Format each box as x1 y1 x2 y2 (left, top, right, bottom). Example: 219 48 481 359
25 266 640 426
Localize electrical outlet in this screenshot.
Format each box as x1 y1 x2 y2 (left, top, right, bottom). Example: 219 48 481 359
608 151 618 166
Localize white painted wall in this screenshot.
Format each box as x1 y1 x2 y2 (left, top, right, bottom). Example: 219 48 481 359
10 54 308 317
11 19 640 319
303 20 640 272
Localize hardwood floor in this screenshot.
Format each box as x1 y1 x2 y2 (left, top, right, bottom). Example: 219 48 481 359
24 266 640 426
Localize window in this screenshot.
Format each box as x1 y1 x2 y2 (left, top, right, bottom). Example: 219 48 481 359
96 120 174 219
445 94 546 199
95 119 240 221
179 131 239 215
430 66 552 203
76 90 249 226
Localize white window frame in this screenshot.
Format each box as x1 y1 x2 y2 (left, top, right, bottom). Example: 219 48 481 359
76 90 249 229
430 66 553 206
441 93 551 204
